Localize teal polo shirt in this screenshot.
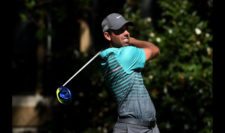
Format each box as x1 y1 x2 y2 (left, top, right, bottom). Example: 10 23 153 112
99 46 156 122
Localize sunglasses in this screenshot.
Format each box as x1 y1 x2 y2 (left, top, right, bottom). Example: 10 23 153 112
109 26 129 35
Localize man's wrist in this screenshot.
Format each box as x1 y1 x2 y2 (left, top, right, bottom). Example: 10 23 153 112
129 37 135 46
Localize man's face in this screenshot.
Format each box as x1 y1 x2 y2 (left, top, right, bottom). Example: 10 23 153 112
109 25 130 47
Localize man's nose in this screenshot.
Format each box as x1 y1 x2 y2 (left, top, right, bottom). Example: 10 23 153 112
124 30 130 35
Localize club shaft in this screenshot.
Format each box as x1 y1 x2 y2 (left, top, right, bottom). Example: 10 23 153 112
63 51 101 86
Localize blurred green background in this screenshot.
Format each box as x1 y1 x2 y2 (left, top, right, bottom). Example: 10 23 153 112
12 0 212 133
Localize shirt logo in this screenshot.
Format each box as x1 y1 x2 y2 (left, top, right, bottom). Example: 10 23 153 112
116 16 121 19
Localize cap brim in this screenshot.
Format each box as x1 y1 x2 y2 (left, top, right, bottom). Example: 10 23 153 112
125 21 134 27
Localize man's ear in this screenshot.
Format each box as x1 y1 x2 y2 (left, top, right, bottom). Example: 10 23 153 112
103 32 111 41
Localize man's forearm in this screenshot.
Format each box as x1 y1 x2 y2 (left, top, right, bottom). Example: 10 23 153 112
129 37 154 48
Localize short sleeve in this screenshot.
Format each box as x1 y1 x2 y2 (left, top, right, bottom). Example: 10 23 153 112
117 46 146 74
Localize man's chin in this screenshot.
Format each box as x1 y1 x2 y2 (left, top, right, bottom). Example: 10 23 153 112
123 43 129 46
111 43 129 48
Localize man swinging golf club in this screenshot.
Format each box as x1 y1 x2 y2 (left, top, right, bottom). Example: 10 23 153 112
99 13 160 133
56 12 160 133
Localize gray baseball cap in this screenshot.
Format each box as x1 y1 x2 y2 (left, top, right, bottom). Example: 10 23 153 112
101 13 133 32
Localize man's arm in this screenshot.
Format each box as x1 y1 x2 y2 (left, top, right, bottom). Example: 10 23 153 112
129 37 160 61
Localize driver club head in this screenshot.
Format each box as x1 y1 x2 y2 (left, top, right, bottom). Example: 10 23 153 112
56 86 72 104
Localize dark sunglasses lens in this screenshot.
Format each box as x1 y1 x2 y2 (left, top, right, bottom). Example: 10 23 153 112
114 30 122 35
112 27 128 35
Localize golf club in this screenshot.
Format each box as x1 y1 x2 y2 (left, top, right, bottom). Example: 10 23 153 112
56 51 101 104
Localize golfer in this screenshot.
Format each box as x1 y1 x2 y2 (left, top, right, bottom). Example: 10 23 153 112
99 13 160 133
